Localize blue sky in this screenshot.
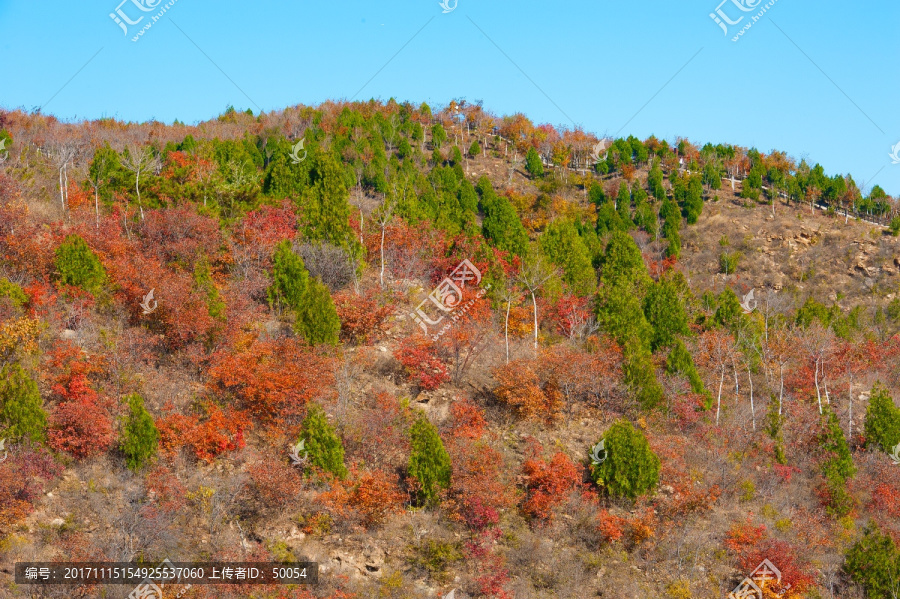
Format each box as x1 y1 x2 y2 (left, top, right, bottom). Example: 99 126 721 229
1 0 898 195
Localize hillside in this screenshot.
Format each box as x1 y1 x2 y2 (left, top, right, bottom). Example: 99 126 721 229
1 102 900 599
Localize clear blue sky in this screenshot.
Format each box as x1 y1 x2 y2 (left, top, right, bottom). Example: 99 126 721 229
1 0 898 195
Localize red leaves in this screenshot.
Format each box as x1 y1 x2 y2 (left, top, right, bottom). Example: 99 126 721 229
520 450 581 523
394 335 449 391
492 359 562 421
156 401 249 463
248 454 304 510
448 399 488 440
333 290 394 344
46 350 114 459
0 446 61 531
318 466 404 529
207 336 336 435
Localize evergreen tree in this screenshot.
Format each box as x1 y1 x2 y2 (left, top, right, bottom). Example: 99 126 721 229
295 277 340 346
714 288 745 330
525 147 543 178
478 177 528 256
595 201 626 238
844 522 900 599
864 382 900 452
468 140 481 158
616 182 633 227
431 123 447 149
300 403 347 479
590 419 660 499
599 231 650 290
643 278 689 351
408 414 452 506
194 257 226 322
666 339 711 409
0 363 47 444
540 219 596 296
55 234 107 296
623 339 666 411
268 240 309 312
0 277 28 308
301 153 354 250
120 393 158 471
819 407 856 517
648 162 666 201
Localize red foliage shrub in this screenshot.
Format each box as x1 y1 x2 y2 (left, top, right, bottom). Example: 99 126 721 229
207 336 336 435
724 519 767 555
493 359 563 421
394 335 449 391
341 391 412 471
138 207 222 268
0 446 62 530
871 481 900 518
447 399 488 440
520 450 581 523
597 509 626 543
739 539 815 597
319 466 404 529
143 465 188 514
448 440 513 531
46 352 115 459
333 290 394 344
248 454 304 510
156 401 249 463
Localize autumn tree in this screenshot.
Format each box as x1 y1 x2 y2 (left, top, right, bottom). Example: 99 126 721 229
590 420 660 499
0 364 47 443
408 414 452 506
299 403 348 479
120 393 159 471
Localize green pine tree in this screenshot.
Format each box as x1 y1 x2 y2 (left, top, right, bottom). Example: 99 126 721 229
300 403 347 479
194 257 226 322
55 234 107 296
478 177 529 256
295 277 340 346
666 339 711 409
590 419 660 499
864 382 900 452
0 277 28 308
0 363 47 444
268 240 309 312
643 278 689 351
120 393 159 471
468 140 481 158
844 522 900 598
539 219 596 296
819 407 856 517
301 153 355 250
408 414 452 506
525 147 543 178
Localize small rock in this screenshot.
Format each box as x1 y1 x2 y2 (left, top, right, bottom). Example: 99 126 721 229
49 518 65 527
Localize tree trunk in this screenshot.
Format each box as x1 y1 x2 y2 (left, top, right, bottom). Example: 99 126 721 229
748 367 755 431
94 187 100 229
716 367 725 426
379 225 386 289
505 299 511 364
531 290 538 356
814 357 822 414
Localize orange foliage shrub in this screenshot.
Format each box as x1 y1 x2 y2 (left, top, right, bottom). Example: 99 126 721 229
207 336 335 434
0 447 62 531
493 359 562 421
156 401 248 463
319 466 404 528
143 465 188 514
333 290 394 344
520 448 581 523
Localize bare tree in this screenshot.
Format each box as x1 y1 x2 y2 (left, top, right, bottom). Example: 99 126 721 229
517 252 557 356
49 140 78 215
121 144 160 221
374 193 396 290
